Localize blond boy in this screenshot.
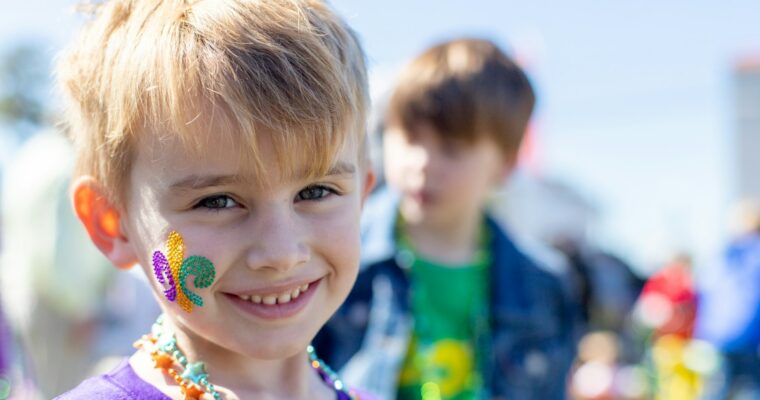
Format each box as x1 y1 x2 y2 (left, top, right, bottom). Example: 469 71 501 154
55 1 375 399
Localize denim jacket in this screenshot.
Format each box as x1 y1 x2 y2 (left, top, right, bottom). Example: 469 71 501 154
314 188 577 400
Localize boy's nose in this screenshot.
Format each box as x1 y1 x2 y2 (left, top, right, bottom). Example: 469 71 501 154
245 208 310 272
409 145 444 184
407 144 430 172
404 144 433 182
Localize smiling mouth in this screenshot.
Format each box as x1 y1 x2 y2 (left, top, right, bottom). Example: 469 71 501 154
225 279 321 320
235 282 310 305
409 190 435 205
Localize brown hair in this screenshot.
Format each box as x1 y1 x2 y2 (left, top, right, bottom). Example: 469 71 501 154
386 37 534 158
56 0 369 207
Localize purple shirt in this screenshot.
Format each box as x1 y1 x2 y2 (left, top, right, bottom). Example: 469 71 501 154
55 359 168 400
56 359 361 399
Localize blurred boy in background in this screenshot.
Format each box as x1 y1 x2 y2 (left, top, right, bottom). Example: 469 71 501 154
316 37 577 400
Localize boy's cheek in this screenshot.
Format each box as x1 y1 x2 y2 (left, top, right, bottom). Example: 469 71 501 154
316 210 361 251
314 213 362 250
383 166 410 193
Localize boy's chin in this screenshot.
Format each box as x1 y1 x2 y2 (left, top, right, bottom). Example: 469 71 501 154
228 323 322 360
402 204 454 227
243 336 315 360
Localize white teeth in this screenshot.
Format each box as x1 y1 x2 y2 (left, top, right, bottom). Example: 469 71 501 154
245 282 312 306
277 293 292 304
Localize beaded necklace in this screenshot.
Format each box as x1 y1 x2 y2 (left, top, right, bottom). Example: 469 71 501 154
134 314 359 400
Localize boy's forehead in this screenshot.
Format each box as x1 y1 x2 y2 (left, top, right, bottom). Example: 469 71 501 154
388 121 469 145
133 120 359 188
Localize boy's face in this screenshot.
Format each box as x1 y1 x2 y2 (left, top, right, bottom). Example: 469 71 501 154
384 122 510 228
120 124 371 360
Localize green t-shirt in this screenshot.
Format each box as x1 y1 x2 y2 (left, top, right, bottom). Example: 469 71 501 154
396 226 489 400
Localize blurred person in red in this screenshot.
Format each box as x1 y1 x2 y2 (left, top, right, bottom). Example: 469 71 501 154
633 254 708 400
637 254 697 339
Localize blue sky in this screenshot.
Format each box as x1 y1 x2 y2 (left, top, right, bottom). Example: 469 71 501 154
3 1 760 272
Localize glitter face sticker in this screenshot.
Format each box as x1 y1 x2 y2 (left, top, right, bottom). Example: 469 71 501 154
151 231 216 313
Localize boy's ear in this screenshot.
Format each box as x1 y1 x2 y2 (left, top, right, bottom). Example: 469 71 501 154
71 176 137 269
360 167 377 208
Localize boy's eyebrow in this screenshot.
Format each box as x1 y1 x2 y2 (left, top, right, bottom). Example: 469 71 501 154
169 174 245 192
169 162 356 192
290 161 357 180
323 161 356 176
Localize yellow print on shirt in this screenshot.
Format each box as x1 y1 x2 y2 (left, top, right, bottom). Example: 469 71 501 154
400 338 475 398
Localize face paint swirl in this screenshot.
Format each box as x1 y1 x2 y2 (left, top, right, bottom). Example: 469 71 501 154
152 231 216 313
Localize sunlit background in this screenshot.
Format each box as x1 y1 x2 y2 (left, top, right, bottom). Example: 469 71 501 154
1 2 760 399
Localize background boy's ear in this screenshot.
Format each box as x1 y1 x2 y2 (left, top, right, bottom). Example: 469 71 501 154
71 176 137 269
497 162 515 184
495 153 517 185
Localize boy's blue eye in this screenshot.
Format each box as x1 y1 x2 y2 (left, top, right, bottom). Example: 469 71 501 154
195 195 238 210
296 185 335 202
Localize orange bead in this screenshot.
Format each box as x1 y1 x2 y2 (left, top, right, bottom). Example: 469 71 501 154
152 353 174 369
180 382 205 399
132 335 157 350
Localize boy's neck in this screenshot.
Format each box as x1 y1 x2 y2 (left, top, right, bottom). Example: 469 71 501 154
130 318 334 400
400 207 484 266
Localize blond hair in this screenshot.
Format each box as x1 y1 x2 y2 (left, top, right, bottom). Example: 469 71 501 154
57 0 368 207
386 38 534 159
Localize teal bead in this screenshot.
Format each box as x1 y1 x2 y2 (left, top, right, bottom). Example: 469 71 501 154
157 332 176 352
181 362 208 384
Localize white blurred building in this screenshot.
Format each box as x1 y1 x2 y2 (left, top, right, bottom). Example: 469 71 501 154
734 58 760 202
490 169 598 247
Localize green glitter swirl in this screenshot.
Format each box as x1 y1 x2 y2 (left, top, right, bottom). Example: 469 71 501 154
179 255 216 307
